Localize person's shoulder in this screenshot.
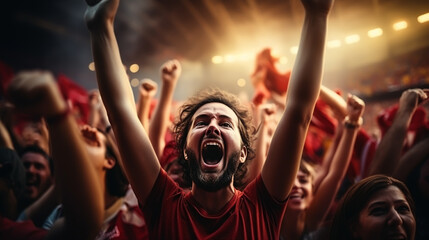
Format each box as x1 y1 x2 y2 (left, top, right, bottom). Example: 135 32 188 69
241 175 261 200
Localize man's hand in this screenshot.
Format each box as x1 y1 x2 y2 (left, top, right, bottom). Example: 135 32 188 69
160 59 181 86
7 71 66 118
84 0 119 30
398 88 428 113
346 94 365 122
139 78 158 99
301 0 335 16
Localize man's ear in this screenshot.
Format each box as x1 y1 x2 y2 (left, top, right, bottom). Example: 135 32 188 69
183 151 188 161
239 146 247 163
103 157 116 170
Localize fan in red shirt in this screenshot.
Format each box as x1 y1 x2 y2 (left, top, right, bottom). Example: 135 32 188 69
84 0 334 238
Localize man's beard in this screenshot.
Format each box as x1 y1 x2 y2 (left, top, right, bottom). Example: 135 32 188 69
185 149 240 192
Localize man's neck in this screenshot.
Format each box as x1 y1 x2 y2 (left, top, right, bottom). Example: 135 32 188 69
191 182 235 215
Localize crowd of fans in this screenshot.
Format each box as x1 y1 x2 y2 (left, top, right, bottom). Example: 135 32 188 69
1 0 428 239
340 46 429 97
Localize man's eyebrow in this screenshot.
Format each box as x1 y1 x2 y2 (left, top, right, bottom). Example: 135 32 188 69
194 113 233 121
194 114 210 120
218 115 233 122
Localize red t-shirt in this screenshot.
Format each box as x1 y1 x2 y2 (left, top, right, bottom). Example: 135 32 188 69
0 216 47 240
141 170 287 239
96 197 149 240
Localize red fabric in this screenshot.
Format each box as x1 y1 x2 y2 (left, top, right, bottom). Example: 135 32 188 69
377 104 429 152
303 127 327 164
303 99 338 164
311 99 337 136
251 48 290 100
96 204 148 240
57 74 89 125
0 216 47 240
252 85 270 106
264 67 290 96
160 140 178 169
141 170 287 239
377 104 429 136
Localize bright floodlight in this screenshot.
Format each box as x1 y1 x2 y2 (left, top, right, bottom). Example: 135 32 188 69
393 21 408 31
417 13 429 23
345 34 360 44
368 28 383 38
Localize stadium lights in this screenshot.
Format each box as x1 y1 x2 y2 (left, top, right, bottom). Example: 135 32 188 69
417 13 429 23
393 21 408 31
211 12 427 65
345 34 360 44
368 28 383 38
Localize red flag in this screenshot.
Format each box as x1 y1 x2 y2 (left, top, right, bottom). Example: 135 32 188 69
251 48 291 100
57 74 89 125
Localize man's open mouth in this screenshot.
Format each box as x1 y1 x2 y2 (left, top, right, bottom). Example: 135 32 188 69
202 142 223 165
26 175 39 187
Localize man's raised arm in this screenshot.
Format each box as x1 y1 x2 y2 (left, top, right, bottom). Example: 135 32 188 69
7 71 104 240
261 0 334 201
84 0 160 204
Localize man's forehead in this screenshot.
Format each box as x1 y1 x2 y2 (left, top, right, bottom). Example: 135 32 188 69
193 102 238 120
21 152 48 162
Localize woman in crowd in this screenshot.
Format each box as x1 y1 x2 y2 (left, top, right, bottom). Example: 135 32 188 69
280 93 365 240
330 174 416 240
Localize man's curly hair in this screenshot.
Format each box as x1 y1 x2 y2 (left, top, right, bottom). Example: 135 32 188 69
173 88 256 189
